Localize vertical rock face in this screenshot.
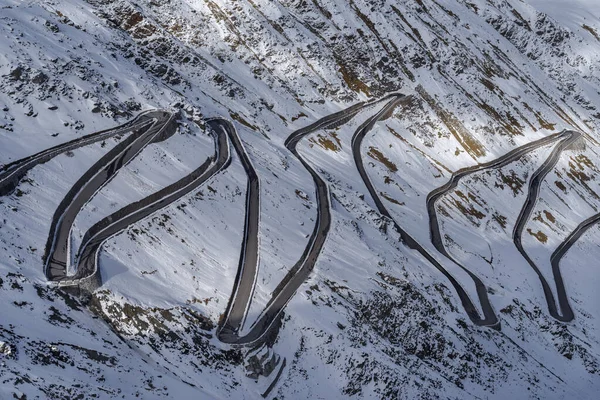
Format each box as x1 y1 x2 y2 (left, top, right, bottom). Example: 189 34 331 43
1 0 600 398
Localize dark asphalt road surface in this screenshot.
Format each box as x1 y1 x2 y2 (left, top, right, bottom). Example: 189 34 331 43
205 119 261 342
28 99 582 350
216 96 397 345
0 112 155 196
425 130 575 326
513 130 581 322
550 211 600 322
351 95 500 328
67 118 230 286
427 131 568 251
45 111 175 281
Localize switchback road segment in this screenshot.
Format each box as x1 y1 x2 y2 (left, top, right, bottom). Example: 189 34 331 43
351 94 500 328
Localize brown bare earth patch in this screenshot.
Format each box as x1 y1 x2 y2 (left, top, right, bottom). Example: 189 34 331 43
480 77 497 91
229 112 259 131
309 132 342 152
521 102 556 130
497 170 525 196
168 22 184 35
112 6 158 39
368 147 398 172
543 210 556 224
573 154 596 170
527 228 548 244
555 180 567 192
566 154 600 199
335 56 370 96
416 86 486 159
452 191 485 221
467 191 486 208
122 12 144 30
291 112 307 122
380 192 404 206
492 213 507 229
187 297 214 306
438 205 450 218
567 166 591 183
583 24 600 42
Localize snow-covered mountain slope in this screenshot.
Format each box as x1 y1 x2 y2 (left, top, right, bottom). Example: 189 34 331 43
1 0 600 398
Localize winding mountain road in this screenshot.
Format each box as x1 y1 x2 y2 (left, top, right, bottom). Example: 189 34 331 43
425 130 575 326
427 131 568 249
206 119 261 342
351 94 500 328
58 118 231 292
44 111 177 282
217 96 398 346
10 94 582 353
513 130 581 322
34 111 239 299
550 212 600 321
0 111 156 196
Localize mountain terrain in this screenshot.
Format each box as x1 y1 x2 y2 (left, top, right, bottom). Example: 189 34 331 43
1 0 600 398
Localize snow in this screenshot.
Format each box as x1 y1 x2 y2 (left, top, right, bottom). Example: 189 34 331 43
527 0 600 32
1 0 600 398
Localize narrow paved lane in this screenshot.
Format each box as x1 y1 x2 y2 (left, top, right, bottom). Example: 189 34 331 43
427 131 568 252
352 95 500 328
60 119 230 291
44 111 176 281
217 96 396 346
205 119 261 342
31 100 583 350
0 112 155 196
550 212 600 321
513 130 581 322
425 130 575 326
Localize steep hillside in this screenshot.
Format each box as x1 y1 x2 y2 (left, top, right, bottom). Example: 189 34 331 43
1 0 600 398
